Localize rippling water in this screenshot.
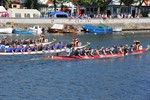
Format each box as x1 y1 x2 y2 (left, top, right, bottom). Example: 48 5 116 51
0 33 150 100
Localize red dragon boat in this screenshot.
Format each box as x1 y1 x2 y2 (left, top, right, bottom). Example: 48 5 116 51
43 45 150 60
48 46 150 60
50 53 124 60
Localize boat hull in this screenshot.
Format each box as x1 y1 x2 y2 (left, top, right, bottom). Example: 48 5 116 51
82 24 113 34
0 49 66 55
51 48 148 60
126 49 147 55
13 28 33 34
113 27 122 32
0 43 89 55
51 53 124 60
0 28 13 34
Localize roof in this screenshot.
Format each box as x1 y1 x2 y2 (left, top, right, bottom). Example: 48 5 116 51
0 6 7 12
7 9 41 14
49 11 68 15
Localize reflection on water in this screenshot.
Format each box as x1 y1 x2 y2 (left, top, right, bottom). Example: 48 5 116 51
0 33 150 100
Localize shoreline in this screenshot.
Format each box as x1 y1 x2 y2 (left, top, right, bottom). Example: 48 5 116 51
0 18 150 31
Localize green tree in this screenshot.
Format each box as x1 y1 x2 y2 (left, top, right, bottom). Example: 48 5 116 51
123 0 135 6
88 0 111 14
3 0 11 9
53 0 57 11
119 0 125 13
25 0 39 9
135 0 144 14
123 0 135 14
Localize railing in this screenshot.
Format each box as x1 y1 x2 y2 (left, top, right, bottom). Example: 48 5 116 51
0 17 150 24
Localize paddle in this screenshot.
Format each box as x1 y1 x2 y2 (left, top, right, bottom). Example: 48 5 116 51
86 42 91 46
42 55 52 59
50 38 56 44
146 45 150 51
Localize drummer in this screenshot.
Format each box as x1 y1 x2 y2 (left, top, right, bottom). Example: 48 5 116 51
72 38 79 47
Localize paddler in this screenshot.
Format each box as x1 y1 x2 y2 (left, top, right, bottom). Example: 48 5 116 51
15 45 23 52
88 47 95 56
95 46 100 55
74 48 82 57
5 45 13 53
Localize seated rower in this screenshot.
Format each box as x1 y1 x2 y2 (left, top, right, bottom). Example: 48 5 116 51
101 47 107 55
88 47 95 56
105 47 113 55
67 47 75 56
118 45 124 54
43 44 49 51
95 47 100 55
123 44 129 55
23 45 30 52
30 44 37 51
5 45 13 53
74 48 82 57
15 45 23 52
59 42 65 49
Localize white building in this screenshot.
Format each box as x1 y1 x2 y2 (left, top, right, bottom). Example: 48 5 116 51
107 0 150 17
7 9 41 18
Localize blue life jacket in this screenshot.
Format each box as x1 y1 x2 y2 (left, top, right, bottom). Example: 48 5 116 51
30 47 35 51
6 46 13 52
0 45 6 51
60 44 64 49
15 47 22 52
23 46 29 52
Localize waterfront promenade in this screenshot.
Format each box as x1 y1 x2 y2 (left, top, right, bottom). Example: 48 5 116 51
0 18 150 30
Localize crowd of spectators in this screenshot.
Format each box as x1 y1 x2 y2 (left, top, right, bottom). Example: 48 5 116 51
68 12 144 20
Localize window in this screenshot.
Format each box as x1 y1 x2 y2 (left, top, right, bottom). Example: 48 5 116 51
15 13 21 18
24 13 30 18
24 13 27 18
33 14 38 18
27 13 30 18
13 5 17 8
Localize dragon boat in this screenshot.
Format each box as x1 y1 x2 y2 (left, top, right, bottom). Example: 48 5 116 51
0 42 90 55
50 53 124 60
47 45 150 60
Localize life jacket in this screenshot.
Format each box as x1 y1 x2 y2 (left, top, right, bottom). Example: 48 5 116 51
6 46 13 52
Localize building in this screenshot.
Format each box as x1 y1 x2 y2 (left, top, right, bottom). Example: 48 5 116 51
7 9 41 18
83 0 150 17
107 0 150 17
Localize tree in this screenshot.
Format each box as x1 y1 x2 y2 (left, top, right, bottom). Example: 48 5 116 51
53 0 57 11
119 0 125 14
135 0 144 15
123 0 135 14
3 0 11 9
123 0 135 6
88 0 111 14
25 0 39 9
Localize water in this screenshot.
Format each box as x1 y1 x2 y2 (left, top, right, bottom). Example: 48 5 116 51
0 33 150 100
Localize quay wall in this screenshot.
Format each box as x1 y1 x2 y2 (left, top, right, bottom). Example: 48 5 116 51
0 18 150 30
